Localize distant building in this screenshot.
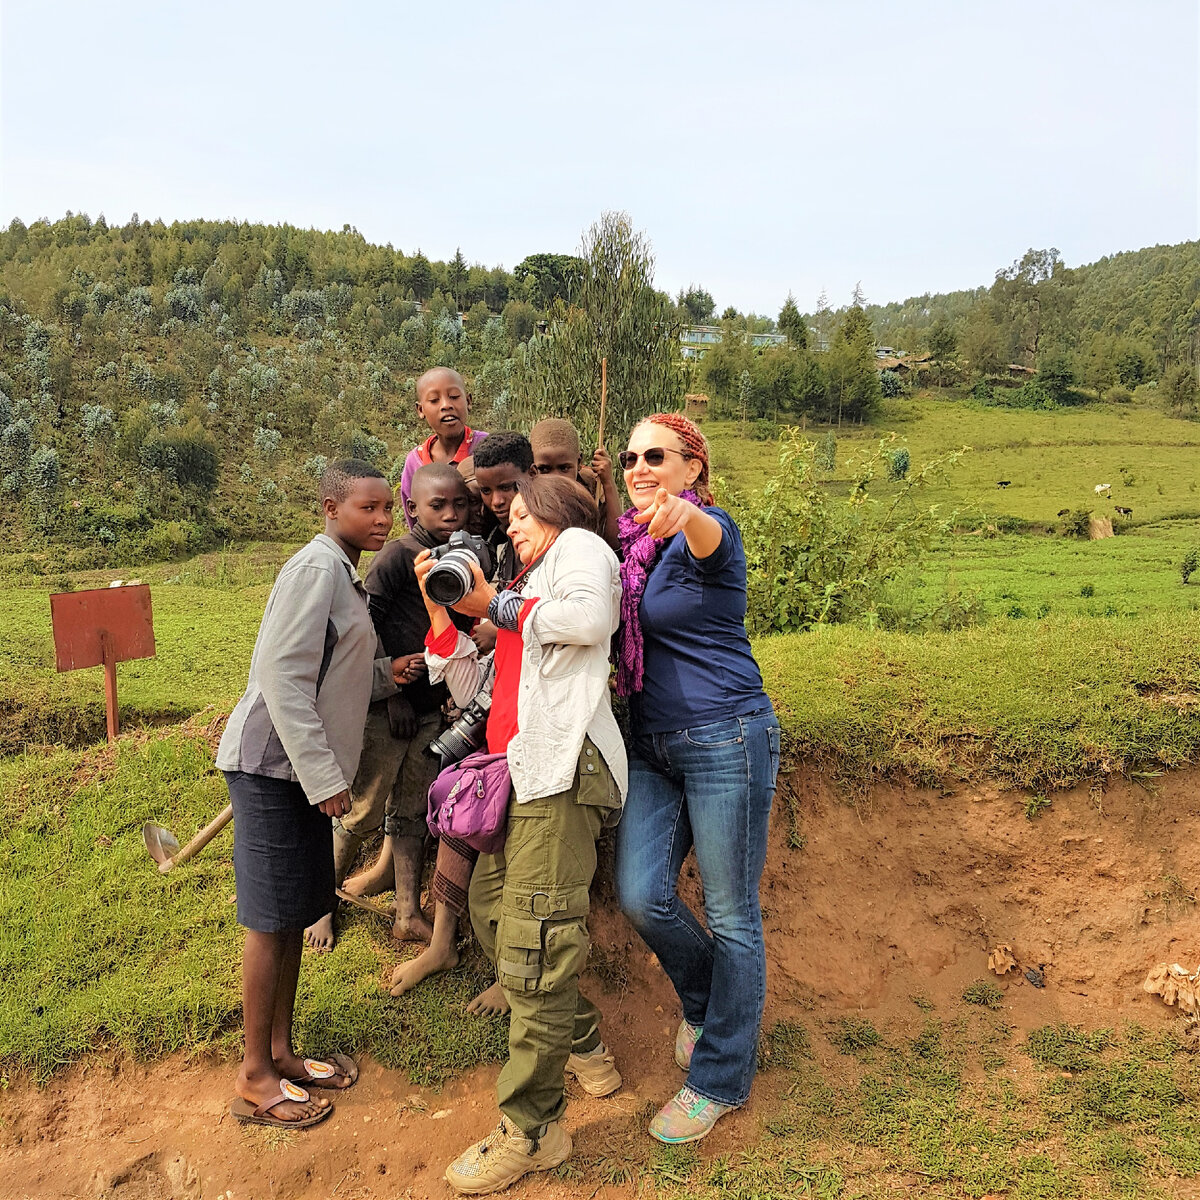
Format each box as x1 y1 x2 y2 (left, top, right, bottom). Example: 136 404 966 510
680 324 787 358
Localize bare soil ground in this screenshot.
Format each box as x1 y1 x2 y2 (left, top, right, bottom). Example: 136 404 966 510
5 763 1199 1200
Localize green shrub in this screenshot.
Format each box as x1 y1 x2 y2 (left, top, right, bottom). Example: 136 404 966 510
1062 510 1091 539
749 419 779 442
141 520 207 562
1182 548 1198 585
731 429 961 635
1104 384 1133 404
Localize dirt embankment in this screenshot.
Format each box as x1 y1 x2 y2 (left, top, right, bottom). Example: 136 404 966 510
5 764 1199 1200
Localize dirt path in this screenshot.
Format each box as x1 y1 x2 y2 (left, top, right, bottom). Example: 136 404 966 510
5 764 1199 1199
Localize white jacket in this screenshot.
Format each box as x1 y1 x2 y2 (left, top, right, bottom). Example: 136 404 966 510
426 526 628 805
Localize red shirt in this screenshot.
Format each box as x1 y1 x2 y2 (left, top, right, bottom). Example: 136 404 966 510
416 426 478 467
424 597 537 757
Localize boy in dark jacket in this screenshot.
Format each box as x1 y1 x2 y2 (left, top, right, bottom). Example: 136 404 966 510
304 464 473 950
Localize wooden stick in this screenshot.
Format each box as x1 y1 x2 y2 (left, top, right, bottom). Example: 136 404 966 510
101 630 119 743
159 805 234 873
597 357 608 448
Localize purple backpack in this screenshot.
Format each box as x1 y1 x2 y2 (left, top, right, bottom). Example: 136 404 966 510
426 750 512 854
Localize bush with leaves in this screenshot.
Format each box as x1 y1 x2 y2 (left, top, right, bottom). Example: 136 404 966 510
879 368 903 398
1182 548 1199 585
729 429 962 635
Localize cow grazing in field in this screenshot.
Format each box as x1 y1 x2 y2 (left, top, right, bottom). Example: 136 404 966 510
1094 483 1112 495
1114 506 1133 516
996 480 1011 488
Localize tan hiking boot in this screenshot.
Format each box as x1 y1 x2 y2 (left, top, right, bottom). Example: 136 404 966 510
444 1117 571 1195
565 1041 622 1097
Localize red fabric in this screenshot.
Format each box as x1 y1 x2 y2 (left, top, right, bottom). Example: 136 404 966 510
487 627 522 755
487 595 542 754
417 426 477 467
517 598 539 633
425 622 459 657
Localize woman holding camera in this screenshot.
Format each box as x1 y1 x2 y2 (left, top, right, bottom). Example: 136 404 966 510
410 473 627 1196
613 413 781 1145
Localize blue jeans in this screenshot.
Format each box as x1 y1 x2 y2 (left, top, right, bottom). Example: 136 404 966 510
615 707 781 1107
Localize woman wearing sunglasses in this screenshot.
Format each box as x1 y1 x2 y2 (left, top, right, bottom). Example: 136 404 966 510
613 412 781 1145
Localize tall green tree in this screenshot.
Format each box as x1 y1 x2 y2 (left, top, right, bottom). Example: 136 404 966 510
511 212 685 456
778 292 807 348
677 284 715 324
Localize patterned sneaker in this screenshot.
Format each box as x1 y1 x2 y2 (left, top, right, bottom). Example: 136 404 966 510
649 1086 736 1144
444 1117 571 1195
565 1041 622 1097
674 1019 702 1070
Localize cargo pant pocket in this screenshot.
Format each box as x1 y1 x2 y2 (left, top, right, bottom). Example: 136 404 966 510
497 916 545 994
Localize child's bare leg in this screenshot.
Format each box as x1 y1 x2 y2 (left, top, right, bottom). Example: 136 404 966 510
304 826 361 952
237 930 329 1121
389 902 459 997
390 835 433 942
342 834 396 897
465 980 510 1016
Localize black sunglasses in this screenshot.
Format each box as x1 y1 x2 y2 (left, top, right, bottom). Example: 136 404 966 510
618 447 693 470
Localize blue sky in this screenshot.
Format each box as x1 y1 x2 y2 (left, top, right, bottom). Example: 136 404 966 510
1 0 1196 315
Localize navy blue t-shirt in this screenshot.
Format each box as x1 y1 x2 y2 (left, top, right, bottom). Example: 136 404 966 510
631 506 769 735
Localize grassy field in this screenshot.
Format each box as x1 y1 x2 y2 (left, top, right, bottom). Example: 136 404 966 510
705 396 1200 626
3 395 1200 1194
706 396 1200 526
0 725 507 1085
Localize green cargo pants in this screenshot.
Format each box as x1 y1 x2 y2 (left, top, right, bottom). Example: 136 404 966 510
468 738 620 1134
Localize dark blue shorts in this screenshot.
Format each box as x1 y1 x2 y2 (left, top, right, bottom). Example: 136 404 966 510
224 771 335 933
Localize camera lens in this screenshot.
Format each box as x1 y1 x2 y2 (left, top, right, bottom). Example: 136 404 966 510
426 551 475 606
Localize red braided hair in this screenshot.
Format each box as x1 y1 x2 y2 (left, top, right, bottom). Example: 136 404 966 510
639 412 712 504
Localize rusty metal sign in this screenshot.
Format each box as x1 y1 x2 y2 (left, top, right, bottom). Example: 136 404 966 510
49 584 156 740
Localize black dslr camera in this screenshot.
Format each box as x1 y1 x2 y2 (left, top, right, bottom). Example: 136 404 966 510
425 531 495 607
428 658 495 765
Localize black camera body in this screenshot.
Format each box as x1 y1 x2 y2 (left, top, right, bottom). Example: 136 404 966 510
428 657 495 765
425 531 495 607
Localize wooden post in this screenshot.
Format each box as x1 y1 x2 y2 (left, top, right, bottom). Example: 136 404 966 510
598 357 608 448
100 630 119 742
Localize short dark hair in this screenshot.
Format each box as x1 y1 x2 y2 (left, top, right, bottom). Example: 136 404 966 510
473 430 533 474
516 473 599 534
411 462 468 500
320 458 387 503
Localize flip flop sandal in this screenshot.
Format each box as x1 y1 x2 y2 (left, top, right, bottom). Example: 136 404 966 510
230 1080 332 1128
293 1052 359 1090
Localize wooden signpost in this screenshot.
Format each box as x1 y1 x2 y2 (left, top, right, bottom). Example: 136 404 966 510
50 584 156 742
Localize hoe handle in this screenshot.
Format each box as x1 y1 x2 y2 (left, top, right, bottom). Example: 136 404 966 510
160 804 234 873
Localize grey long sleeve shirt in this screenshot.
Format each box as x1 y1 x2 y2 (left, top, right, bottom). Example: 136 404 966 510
216 533 396 804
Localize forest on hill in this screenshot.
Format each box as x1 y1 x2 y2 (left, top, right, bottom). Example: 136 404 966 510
0 213 1196 568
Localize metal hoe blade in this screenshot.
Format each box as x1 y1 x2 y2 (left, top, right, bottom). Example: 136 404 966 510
143 821 181 868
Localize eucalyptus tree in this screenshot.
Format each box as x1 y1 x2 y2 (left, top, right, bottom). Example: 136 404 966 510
511 211 685 456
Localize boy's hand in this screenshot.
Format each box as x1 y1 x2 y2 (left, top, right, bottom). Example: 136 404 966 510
591 446 615 484
392 652 426 685
633 487 695 540
449 563 496 619
318 790 351 818
472 620 497 655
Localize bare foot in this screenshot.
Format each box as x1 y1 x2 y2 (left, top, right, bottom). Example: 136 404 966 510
303 912 335 952
236 1065 330 1122
391 911 434 944
342 856 395 898
466 981 510 1016
389 944 460 997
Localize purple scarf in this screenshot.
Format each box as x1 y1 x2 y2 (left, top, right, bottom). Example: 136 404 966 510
614 490 702 697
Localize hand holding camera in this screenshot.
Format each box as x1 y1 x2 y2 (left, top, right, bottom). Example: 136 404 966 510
416 532 497 618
